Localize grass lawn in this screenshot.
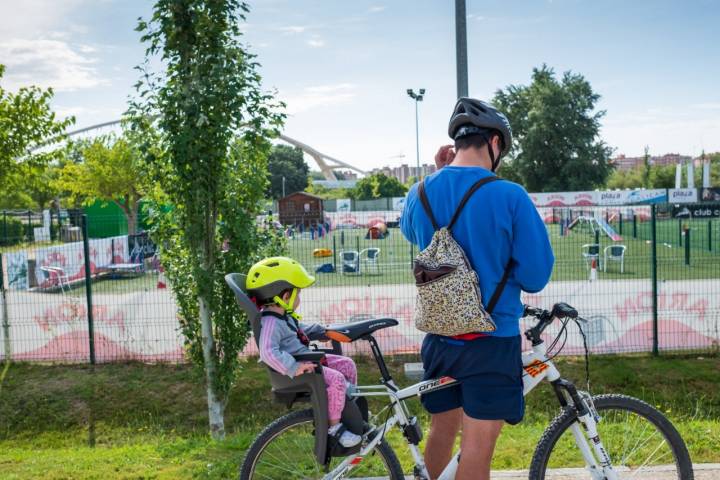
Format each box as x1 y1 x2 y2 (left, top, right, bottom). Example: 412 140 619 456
0 354 718 479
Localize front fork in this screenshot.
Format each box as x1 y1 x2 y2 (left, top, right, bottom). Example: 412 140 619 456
554 380 619 480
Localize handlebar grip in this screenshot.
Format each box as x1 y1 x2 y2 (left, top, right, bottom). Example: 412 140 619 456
552 302 578 319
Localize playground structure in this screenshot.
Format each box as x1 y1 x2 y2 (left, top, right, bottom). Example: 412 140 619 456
566 215 623 241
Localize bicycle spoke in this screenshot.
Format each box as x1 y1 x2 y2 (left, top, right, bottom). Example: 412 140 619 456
627 440 671 479
621 428 660 466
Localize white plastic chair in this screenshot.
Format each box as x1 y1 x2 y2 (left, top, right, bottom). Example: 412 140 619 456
339 250 360 275
360 248 381 275
604 245 626 273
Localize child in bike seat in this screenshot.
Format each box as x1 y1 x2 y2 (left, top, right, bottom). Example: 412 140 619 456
247 256 361 448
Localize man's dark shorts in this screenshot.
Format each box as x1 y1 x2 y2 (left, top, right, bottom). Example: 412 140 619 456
420 334 524 424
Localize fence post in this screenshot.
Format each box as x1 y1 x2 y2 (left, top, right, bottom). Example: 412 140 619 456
2 211 6 245
619 212 623 235
651 205 659 356
332 236 337 272
81 215 96 365
633 212 637 239
1 254 11 362
684 227 691 266
708 220 712 252
678 218 682 246
27 211 32 242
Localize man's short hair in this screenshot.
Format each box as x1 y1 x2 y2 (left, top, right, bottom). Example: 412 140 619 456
454 127 502 151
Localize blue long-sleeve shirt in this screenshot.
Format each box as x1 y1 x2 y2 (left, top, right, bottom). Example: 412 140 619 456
401 166 554 337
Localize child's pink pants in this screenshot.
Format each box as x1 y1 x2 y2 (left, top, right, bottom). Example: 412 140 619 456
322 354 357 422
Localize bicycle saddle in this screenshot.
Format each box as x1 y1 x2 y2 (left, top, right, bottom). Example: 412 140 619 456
325 318 399 343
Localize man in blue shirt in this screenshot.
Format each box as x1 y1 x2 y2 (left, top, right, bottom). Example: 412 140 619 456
401 98 554 480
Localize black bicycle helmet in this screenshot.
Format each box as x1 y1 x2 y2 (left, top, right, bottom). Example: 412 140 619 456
448 98 512 170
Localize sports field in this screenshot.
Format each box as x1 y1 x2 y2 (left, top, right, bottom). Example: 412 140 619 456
288 221 720 288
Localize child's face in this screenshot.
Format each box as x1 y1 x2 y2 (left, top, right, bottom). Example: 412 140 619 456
283 289 301 310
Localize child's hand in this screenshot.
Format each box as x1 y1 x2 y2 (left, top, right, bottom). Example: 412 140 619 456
295 362 316 376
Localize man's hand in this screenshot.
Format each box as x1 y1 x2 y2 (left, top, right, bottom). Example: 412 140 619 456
435 145 456 170
295 362 316 376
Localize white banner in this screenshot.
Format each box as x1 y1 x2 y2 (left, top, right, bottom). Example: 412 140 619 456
529 191 597 207
597 189 667 205
668 188 698 203
34 235 130 288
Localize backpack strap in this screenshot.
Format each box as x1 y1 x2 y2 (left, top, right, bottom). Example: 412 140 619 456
417 179 439 230
486 259 513 314
447 176 502 231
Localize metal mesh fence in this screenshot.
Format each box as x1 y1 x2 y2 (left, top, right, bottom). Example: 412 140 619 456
1 205 718 364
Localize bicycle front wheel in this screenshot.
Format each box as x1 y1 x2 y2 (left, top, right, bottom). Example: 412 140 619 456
239 408 404 479
529 394 693 480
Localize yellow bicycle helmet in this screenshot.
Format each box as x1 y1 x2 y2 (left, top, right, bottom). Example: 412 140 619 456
246 257 315 319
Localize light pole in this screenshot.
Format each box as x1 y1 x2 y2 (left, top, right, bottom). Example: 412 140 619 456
406 88 425 181
282 176 286 198
455 0 468 98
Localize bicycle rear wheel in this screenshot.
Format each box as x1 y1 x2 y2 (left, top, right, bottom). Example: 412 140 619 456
239 408 404 479
529 394 693 480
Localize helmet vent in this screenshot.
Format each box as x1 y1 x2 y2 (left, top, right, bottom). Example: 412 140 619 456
266 261 280 267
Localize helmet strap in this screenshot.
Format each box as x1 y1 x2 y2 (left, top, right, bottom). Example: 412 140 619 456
272 288 302 320
487 135 500 172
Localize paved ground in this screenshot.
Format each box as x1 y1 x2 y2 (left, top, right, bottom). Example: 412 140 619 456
361 463 720 479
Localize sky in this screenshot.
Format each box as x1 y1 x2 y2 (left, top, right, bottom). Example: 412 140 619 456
1 0 719 174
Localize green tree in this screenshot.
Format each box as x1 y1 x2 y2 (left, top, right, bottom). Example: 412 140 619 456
493 65 613 192
267 144 308 199
648 164 676 189
133 0 284 439
606 167 644 190
352 173 407 200
56 133 146 235
0 65 74 187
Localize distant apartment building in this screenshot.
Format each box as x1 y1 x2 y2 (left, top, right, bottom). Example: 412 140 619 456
370 163 436 183
336 170 358 180
611 153 693 171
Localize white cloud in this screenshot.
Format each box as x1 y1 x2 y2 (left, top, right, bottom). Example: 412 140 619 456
282 84 358 115
277 25 309 35
692 102 720 110
0 38 108 92
307 38 325 48
0 0 87 38
368 6 386 13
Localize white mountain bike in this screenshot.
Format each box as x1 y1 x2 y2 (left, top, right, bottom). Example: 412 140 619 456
238 301 693 480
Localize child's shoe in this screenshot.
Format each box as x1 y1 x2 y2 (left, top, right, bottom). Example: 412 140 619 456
328 423 361 447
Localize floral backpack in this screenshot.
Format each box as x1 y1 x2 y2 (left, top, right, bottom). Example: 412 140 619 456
413 176 512 336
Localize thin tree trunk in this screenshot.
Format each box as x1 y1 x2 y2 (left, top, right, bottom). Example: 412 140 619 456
199 295 225 439
114 199 138 236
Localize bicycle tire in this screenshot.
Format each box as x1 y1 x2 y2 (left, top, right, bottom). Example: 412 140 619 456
239 408 405 480
529 394 693 480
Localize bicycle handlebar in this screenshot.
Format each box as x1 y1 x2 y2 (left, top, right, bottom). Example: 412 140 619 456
522 302 579 345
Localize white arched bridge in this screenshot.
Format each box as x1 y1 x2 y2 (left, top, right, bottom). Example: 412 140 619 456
56 120 366 181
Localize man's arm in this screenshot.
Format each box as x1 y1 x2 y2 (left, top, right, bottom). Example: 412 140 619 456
510 192 554 293
400 183 418 245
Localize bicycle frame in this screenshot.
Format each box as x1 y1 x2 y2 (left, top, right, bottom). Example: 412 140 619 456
322 339 619 480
